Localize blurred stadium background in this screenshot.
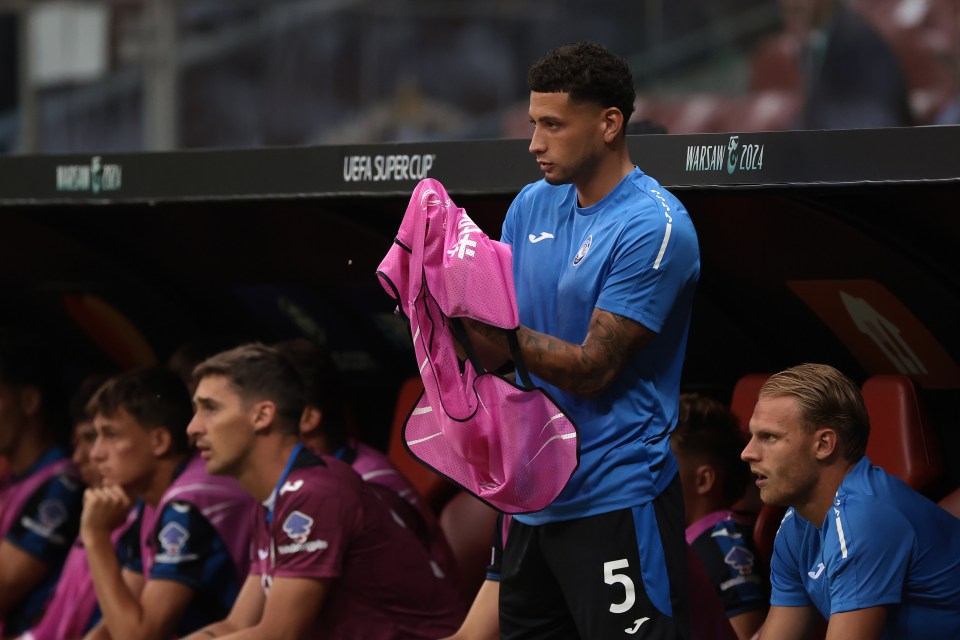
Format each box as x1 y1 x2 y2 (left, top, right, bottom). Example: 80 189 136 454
1 0 957 154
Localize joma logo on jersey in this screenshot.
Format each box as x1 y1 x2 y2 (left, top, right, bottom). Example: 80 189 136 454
283 511 315 544
808 562 826 579
280 480 304 495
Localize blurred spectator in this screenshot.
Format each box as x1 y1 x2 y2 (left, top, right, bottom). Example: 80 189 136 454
781 0 913 129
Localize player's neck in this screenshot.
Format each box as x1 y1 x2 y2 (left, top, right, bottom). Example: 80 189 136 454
8 424 54 476
141 451 190 506
686 495 729 528
240 436 301 502
795 460 857 525
575 151 633 208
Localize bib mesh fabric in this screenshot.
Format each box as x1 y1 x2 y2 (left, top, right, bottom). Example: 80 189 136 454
377 178 579 513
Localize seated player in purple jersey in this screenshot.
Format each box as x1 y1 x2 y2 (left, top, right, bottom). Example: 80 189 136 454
743 364 960 640
671 393 768 640
274 338 458 580
17 374 130 640
0 328 85 638
184 343 464 640
80 367 255 640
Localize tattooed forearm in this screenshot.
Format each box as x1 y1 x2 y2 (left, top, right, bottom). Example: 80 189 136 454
518 309 653 397
462 310 653 397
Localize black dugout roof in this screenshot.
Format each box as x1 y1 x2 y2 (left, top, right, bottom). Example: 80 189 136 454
1 126 959 204
1 126 958 457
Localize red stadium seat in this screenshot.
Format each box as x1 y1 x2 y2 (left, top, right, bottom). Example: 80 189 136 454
438 491 499 604
752 503 788 567
939 486 960 519
387 376 457 513
861 375 945 497
729 373 771 433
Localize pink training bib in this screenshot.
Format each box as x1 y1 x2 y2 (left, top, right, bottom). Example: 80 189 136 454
377 178 579 514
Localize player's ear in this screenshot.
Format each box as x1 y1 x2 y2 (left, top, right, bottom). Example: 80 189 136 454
695 464 716 495
814 427 839 460
251 400 278 433
150 426 173 457
18 386 42 418
300 405 322 435
601 106 625 142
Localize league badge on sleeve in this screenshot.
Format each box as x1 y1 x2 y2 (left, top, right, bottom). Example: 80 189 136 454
158 521 191 558
724 545 756 576
282 511 315 544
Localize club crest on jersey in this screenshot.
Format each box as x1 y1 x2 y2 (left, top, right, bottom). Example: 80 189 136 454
283 511 314 544
37 499 68 529
159 522 191 556
21 498 69 541
572 235 592 266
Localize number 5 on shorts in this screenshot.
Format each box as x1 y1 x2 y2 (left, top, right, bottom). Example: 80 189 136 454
603 559 636 614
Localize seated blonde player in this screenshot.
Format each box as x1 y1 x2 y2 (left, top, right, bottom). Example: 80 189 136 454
744 364 960 639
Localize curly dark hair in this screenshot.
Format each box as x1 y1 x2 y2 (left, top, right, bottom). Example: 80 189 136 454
528 42 636 124
674 393 752 506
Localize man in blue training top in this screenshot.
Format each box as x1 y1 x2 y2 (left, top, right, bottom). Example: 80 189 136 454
465 41 700 639
743 363 960 639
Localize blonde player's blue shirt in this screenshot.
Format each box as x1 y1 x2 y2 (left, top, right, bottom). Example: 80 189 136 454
771 457 960 639
501 168 700 524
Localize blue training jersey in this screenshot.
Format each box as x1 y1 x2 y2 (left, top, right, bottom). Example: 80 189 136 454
771 457 960 639
501 168 700 524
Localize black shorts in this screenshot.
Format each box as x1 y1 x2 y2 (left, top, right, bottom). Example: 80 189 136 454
500 474 689 640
